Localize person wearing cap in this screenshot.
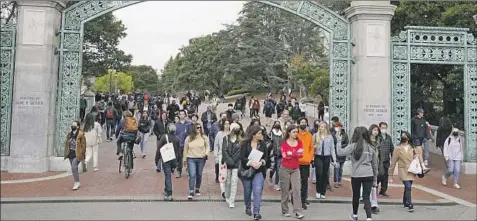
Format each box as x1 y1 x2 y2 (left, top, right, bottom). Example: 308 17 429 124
441 128 464 189
411 108 432 166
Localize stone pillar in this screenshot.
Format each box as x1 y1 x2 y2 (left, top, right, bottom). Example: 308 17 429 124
8 0 65 173
345 1 396 131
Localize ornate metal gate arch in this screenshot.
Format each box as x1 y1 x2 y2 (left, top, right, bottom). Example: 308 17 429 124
55 1 352 154
0 22 16 156
391 26 477 162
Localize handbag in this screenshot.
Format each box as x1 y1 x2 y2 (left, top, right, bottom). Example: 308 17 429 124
238 162 255 179
160 135 176 163
408 148 425 178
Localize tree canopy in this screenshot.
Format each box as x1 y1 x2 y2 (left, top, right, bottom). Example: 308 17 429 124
94 70 134 93
159 2 329 96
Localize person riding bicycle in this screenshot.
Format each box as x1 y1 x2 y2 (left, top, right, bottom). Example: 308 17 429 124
116 111 139 160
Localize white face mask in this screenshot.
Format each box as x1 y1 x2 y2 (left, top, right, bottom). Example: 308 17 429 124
380 129 387 134
335 127 340 132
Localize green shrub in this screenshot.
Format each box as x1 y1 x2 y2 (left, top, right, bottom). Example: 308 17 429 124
226 89 250 96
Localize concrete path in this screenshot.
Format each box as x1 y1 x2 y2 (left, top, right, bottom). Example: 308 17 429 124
1 201 475 220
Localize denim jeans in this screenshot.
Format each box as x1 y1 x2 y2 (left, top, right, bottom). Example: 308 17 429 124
162 162 173 196
402 180 413 207
139 132 149 155
445 160 461 184
187 158 206 193
209 134 215 152
242 172 265 215
334 161 344 183
69 157 80 182
274 157 282 185
106 119 115 139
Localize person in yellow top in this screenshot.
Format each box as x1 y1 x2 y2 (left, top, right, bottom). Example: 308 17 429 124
296 117 314 210
183 122 210 200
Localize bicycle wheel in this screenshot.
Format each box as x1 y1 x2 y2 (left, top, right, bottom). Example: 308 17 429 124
124 149 131 179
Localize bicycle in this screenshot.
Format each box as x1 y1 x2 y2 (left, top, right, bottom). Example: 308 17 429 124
118 140 135 178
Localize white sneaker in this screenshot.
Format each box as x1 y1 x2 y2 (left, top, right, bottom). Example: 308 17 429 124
366 218 372 221
441 175 447 186
93 168 99 172
424 160 429 166
320 195 326 199
454 183 461 189
72 182 80 190
315 193 321 199
229 203 235 208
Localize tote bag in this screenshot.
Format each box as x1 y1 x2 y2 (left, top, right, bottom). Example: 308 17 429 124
160 135 176 163
407 158 422 175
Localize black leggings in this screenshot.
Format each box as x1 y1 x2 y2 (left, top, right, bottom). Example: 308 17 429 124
351 176 373 219
314 155 330 195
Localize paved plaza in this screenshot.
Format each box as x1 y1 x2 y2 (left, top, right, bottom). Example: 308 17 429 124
1 102 476 220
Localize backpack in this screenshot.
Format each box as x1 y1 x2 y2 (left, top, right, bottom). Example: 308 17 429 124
124 117 138 133
106 108 114 119
265 100 273 111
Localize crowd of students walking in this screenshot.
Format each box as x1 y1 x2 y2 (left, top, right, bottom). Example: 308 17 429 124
68 91 465 221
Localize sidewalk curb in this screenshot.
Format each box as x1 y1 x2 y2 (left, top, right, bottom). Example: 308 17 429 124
0 196 457 206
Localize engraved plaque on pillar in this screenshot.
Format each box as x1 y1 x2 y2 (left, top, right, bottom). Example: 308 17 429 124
22 10 46 45
366 24 386 57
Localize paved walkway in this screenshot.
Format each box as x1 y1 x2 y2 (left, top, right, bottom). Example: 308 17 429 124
1 101 474 208
1 202 475 220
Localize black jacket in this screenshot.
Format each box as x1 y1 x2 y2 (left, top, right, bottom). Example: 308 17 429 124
332 129 349 163
153 119 169 140
155 133 179 167
411 116 431 139
240 141 270 178
222 136 242 169
138 118 151 134
200 111 217 135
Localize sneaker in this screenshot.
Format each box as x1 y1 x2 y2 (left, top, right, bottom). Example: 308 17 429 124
118 154 123 161
424 160 428 166
315 193 321 199
253 213 262 220
295 213 304 219
221 192 226 199
187 193 193 200
320 195 326 199
245 208 252 216
408 205 414 212
195 189 201 196
93 168 99 172
371 207 380 214
305 199 310 205
350 214 358 221
72 182 80 190
312 180 316 184
334 183 340 188
164 195 173 201
175 171 181 178
441 175 447 186
302 204 307 210
274 185 281 191
229 203 235 208
156 168 162 173
379 192 389 197
282 213 291 217
454 183 461 189
142 154 146 159
327 184 333 191
366 219 372 221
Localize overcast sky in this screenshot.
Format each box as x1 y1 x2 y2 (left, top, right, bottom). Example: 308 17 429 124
113 1 245 72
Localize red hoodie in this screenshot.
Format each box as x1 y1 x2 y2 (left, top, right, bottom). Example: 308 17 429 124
280 140 304 169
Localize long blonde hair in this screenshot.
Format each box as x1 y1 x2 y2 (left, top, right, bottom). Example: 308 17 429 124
318 121 330 137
